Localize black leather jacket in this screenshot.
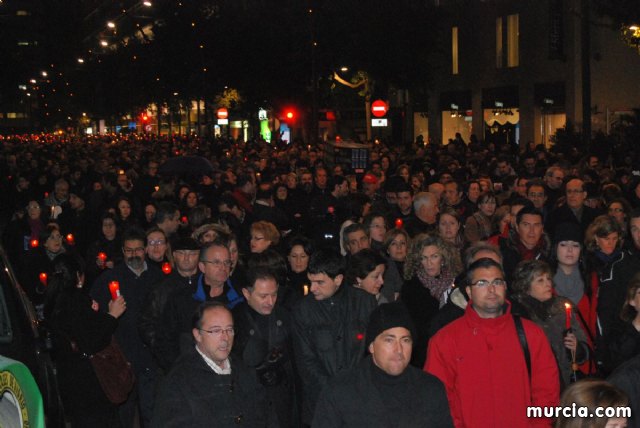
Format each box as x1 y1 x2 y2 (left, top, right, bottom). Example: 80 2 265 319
291 285 376 424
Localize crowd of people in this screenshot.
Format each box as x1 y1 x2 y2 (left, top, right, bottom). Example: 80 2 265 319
1 131 640 428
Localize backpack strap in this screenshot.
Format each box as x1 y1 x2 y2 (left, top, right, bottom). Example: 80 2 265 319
513 314 531 385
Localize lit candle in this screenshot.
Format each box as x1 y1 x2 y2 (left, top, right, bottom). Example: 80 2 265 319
109 281 121 300
30 239 39 248
564 302 572 330
303 285 309 296
327 206 335 214
162 262 172 275
98 252 107 262
66 233 75 245
395 218 403 229
39 272 48 286
181 216 188 224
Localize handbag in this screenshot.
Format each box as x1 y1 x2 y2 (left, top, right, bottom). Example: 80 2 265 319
89 336 136 404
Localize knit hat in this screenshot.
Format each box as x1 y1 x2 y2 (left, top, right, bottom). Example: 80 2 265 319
171 237 201 251
553 222 582 245
365 302 416 347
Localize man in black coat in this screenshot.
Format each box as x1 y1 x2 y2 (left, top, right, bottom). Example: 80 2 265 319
233 267 299 427
312 302 453 428
90 227 165 428
291 249 376 425
545 177 601 241
153 301 270 427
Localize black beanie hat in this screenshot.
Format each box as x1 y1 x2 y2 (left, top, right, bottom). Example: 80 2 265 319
365 302 416 347
171 237 201 251
553 222 583 245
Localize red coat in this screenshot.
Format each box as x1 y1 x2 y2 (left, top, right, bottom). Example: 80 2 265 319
425 302 560 428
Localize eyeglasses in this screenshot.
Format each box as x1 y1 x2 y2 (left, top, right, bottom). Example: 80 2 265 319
198 327 235 337
470 279 507 288
201 259 233 268
123 247 145 255
148 239 166 246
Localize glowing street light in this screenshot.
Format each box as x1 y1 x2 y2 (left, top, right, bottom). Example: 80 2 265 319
107 21 115 29
143 1 152 6
41 71 48 77
100 40 108 47
77 58 85 63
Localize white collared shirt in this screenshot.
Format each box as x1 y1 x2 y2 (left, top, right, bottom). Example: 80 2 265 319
195 345 231 375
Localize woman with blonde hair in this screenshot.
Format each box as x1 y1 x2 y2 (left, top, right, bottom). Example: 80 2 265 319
402 233 462 367
249 220 280 253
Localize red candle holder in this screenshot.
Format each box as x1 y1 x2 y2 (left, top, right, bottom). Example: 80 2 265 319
162 262 172 275
109 281 121 300
39 272 48 286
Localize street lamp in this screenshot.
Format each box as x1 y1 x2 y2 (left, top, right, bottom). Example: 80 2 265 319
332 68 373 141
622 24 640 54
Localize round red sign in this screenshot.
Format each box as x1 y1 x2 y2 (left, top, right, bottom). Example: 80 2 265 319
371 100 388 118
217 108 229 119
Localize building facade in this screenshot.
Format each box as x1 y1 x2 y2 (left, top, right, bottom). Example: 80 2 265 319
427 0 640 147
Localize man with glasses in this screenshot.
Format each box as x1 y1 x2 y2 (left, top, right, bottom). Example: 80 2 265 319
425 258 559 428
158 241 244 371
153 301 269 427
90 226 164 428
545 177 601 240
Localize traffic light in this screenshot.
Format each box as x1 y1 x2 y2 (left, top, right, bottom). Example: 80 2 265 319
281 107 297 124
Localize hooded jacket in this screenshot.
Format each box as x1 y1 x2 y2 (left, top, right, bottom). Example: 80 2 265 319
425 302 559 428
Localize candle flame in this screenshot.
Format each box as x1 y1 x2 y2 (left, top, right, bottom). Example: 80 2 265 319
565 303 571 309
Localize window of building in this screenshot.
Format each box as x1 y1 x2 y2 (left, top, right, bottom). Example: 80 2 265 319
452 26 459 75
496 17 503 68
507 14 519 67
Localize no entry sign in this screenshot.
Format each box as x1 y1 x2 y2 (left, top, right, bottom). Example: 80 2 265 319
371 100 388 118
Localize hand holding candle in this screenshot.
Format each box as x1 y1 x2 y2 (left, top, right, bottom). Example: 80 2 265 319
564 302 572 330
108 295 126 319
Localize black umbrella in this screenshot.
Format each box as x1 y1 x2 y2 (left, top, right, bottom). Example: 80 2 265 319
158 156 215 176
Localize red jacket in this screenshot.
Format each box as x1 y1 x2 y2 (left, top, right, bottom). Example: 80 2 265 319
425 302 559 428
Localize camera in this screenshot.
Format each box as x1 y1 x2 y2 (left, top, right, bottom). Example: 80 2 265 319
255 347 287 387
